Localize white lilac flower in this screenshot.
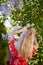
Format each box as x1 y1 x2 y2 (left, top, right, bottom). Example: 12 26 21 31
31 23 35 26
4 20 12 28
1 33 6 38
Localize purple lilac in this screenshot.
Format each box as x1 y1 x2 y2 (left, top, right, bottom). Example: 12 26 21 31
9 0 23 10
0 3 10 16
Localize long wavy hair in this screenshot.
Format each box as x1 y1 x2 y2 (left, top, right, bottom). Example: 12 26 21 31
20 29 35 58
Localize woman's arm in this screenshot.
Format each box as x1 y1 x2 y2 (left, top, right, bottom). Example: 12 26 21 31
12 27 27 35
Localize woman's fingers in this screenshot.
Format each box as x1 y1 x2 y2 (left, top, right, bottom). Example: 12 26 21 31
23 27 27 31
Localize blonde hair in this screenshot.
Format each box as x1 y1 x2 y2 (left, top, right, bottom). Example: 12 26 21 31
20 29 35 58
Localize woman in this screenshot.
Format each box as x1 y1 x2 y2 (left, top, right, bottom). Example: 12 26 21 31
9 27 38 65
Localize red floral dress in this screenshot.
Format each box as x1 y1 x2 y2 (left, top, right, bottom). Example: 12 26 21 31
9 38 36 65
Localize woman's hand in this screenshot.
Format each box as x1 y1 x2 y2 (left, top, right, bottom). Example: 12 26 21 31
22 26 27 32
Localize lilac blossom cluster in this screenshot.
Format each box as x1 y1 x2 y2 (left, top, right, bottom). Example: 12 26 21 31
0 3 10 16
9 0 23 10
0 0 23 16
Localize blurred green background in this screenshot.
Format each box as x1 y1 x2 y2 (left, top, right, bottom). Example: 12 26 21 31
0 0 43 65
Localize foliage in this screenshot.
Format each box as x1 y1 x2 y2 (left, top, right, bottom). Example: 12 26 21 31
0 19 8 65
0 0 7 3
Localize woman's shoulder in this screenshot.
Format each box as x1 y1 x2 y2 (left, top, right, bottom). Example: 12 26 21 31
9 38 16 44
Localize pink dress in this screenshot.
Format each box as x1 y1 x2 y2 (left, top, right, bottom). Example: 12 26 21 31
9 38 36 65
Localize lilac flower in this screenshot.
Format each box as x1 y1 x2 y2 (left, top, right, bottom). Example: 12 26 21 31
31 23 34 26
12 23 21 31
0 3 10 16
1 33 6 38
9 1 15 10
9 0 23 10
6 32 13 41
